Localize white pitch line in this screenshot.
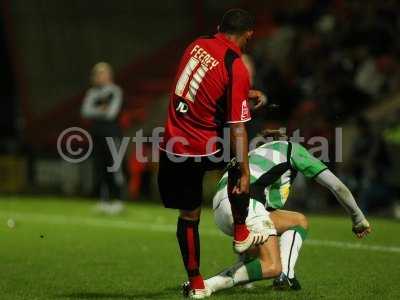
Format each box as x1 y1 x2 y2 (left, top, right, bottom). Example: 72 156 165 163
305 239 400 253
1 211 400 254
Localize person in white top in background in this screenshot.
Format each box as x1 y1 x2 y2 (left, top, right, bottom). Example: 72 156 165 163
81 62 125 214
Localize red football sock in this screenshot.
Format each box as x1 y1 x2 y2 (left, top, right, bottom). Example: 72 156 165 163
176 218 205 290
227 166 250 242
189 274 205 290
234 223 249 242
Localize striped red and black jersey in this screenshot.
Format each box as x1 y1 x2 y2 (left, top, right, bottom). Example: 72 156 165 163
160 33 251 156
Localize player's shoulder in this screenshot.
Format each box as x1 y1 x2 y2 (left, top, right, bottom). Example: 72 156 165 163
289 141 303 149
289 141 323 165
193 35 240 58
288 142 311 158
183 36 216 56
228 53 248 79
290 141 309 153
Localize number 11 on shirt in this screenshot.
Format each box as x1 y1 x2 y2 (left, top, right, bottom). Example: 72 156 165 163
175 57 209 102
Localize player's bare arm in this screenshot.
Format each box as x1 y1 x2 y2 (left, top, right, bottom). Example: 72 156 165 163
230 122 250 195
229 122 271 254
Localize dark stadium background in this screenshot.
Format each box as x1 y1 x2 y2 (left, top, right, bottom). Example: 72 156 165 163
0 1 400 300
0 0 399 216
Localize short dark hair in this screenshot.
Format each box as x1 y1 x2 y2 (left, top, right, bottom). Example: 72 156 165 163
219 9 255 34
259 129 287 141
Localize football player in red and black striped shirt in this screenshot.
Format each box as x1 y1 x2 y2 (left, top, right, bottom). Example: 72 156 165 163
158 9 268 298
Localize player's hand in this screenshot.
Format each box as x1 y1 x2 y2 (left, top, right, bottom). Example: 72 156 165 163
232 172 250 195
248 89 267 109
352 219 371 239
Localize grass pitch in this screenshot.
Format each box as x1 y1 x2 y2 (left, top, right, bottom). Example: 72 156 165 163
0 196 399 300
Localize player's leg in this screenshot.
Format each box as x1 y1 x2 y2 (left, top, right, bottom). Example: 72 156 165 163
92 136 113 212
227 164 250 241
92 136 106 199
230 199 281 284
227 164 268 253
158 151 208 298
270 210 309 289
203 235 281 294
177 207 205 291
203 198 279 294
104 144 125 214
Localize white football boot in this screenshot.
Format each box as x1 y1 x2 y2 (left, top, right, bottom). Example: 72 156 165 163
233 230 269 254
182 282 212 299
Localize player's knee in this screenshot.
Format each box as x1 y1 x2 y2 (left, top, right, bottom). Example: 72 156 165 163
296 213 308 230
180 207 201 221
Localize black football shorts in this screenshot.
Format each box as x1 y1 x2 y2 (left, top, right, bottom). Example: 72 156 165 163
157 150 224 210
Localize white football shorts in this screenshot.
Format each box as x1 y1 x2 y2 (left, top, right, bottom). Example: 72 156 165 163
213 194 277 237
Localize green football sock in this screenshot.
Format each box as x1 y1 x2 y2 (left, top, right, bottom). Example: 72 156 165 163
244 258 263 282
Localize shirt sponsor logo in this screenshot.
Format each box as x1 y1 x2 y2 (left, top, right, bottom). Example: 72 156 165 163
176 101 189 113
280 183 290 204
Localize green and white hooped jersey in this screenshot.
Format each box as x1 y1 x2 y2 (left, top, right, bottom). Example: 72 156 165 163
213 141 328 210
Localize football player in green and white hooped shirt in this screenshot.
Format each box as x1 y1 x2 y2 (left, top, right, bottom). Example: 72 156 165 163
200 131 371 295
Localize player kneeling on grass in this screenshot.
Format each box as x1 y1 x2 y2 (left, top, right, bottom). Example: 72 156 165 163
186 130 371 296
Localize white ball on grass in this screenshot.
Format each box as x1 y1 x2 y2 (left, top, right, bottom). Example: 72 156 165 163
7 218 16 229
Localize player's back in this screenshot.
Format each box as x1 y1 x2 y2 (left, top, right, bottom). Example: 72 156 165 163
213 141 328 209
216 141 291 190
213 141 291 208
161 33 250 156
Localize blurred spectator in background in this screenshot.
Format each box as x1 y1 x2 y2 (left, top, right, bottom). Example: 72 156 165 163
81 62 125 214
251 0 400 125
351 116 393 213
247 0 400 216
